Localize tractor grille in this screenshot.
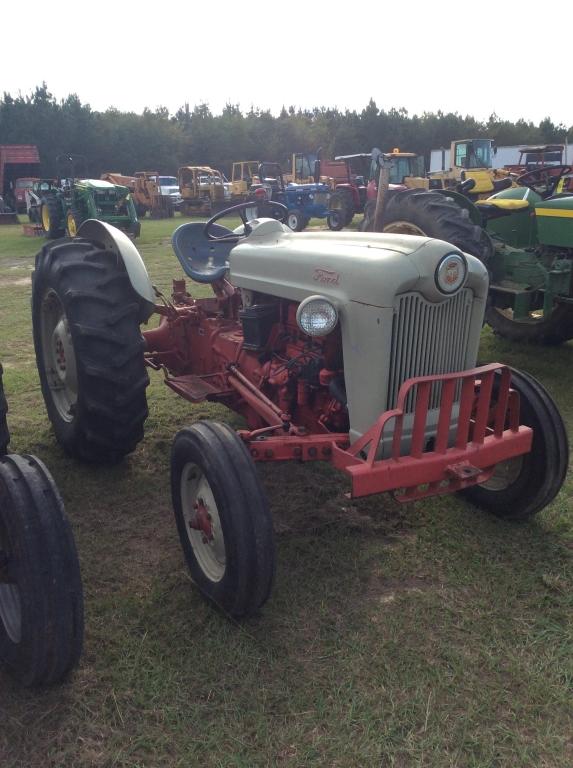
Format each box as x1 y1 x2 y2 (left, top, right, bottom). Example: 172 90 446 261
387 289 473 411
314 192 328 205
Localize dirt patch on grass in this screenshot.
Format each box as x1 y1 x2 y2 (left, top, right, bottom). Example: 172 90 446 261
0 275 32 287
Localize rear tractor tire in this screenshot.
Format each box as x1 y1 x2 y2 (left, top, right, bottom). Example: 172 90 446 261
363 188 493 262
41 198 65 239
0 454 84 685
32 238 151 463
171 421 275 617
360 199 377 231
327 192 348 231
460 368 568 520
485 303 573 345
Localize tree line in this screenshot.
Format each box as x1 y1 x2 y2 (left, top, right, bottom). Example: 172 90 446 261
1 83 570 178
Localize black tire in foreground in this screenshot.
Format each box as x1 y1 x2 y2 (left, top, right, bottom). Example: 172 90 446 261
485 303 573 345
364 188 493 262
0 454 84 685
0 365 8 456
171 421 275 617
460 368 568 520
32 238 150 463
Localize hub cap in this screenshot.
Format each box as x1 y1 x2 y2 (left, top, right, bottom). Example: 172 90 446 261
180 463 226 582
67 212 77 237
41 205 51 232
0 533 21 644
40 290 78 422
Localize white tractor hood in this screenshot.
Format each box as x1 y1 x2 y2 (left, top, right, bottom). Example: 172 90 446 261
230 219 488 307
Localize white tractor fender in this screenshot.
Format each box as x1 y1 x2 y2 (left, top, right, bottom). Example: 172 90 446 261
76 219 155 306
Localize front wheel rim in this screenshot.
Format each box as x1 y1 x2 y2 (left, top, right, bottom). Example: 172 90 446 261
0 531 22 643
288 214 298 229
180 463 226 582
479 456 524 492
40 289 78 423
67 212 77 236
41 205 51 232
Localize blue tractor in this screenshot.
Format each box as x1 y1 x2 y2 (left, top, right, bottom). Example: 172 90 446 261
249 162 332 231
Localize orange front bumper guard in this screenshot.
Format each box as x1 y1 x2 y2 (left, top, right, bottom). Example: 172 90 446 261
241 364 533 502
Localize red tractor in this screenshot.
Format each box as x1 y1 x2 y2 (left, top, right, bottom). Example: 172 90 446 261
31 205 568 617
0 364 83 685
319 153 372 228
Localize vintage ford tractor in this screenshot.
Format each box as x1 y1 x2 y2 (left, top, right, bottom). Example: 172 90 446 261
31 205 568 617
363 156 573 344
0 364 83 685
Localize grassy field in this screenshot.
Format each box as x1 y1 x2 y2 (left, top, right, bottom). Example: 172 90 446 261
0 215 571 768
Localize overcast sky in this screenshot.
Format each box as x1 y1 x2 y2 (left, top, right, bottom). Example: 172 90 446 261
3 0 572 128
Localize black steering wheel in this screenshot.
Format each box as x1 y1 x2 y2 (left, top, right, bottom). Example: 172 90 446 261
516 164 572 197
204 200 288 241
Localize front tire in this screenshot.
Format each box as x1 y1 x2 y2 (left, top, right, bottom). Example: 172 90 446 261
32 238 150 463
0 365 9 455
0 454 84 685
66 209 81 237
171 421 275 617
41 198 65 239
460 368 568 520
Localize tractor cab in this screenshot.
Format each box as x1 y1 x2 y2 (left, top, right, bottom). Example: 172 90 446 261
333 153 371 187
366 149 427 201
428 139 512 199
504 144 565 176
288 151 320 184
252 162 285 198
231 161 261 199
452 139 493 170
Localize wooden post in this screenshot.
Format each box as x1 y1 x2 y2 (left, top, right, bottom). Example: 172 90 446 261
373 156 392 232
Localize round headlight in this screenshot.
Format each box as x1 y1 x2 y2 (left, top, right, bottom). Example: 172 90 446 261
435 252 467 294
296 295 338 337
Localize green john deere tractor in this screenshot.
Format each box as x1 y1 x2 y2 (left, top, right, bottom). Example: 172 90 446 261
30 155 140 239
364 160 573 344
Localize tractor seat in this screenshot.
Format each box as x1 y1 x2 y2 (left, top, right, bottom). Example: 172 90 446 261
171 222 238 283
476 198 530 211
475 197 531 222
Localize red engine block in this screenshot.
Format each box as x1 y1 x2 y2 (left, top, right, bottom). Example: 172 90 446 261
142 279 349 435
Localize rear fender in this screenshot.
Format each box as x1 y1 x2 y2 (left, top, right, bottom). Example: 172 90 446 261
76 219 155 311
435 189 482 225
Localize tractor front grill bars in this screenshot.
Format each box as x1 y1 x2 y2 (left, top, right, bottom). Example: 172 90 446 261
387 289 473 411
332 364 531 500
242 364 533 503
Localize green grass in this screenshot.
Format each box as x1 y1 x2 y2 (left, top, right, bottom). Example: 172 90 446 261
0 216 571 768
